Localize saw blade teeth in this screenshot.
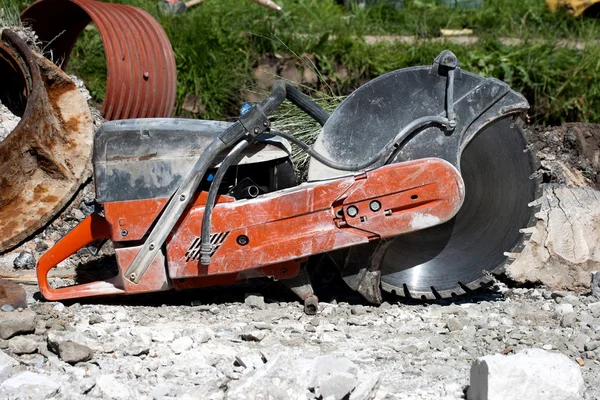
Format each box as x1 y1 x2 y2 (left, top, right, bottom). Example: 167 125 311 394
503 252 520 260
520 227 536 235
528 198 543 208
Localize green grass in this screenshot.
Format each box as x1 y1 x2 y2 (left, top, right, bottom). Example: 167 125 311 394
15 0 600 124
1 0 25 27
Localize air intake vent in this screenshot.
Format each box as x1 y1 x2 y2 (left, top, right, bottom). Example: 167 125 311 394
185 232 230 262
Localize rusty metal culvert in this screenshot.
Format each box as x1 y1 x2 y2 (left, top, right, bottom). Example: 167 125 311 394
21 0 177 120
0 30 94 253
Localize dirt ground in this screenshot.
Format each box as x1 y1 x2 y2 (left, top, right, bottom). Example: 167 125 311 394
531 123 600 190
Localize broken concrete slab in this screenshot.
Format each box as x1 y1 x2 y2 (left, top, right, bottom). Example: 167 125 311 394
467 348 584 400
506 185 600 291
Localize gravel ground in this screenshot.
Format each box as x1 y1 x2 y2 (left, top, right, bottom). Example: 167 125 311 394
0 283 597 400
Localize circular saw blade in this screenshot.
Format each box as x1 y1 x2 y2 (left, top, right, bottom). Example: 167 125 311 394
378 118 538 299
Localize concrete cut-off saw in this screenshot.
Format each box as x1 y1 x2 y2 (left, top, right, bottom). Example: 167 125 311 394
38 51 538 314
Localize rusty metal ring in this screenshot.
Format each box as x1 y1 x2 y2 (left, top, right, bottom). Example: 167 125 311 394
21 0 177 120
0 30 93 253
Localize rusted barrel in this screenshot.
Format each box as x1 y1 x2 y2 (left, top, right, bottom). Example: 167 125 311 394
0 30 94 253
21 0 177 120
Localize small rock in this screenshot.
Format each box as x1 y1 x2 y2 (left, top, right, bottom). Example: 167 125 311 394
8 336 37 354
195 328 213 344
88 314 104 325
244 294 266 310
169 336 193 354
349 374 380 400
321 306 336 317
234 351 266 369
309 317 320 327
94 375 134 399
1 371 60 398
347 317 368 326
305 325 317 333
584 341 600 351
78 377 96 395
573 333 591 351
52 303 65 312
555 303 574 316
317 372 356 400
588 302 600 318
34 240 49 253
582 351 596 359
241 330 265 342
13 251 36 270
151 329 175 343
0 351 18 381
447 317 466 332
0 310 36 339
467 348 584 400
71 209 85 221
253 322 272 330
592 272 600 298
58 341 93 364
124 346 149 356
560 313 576 328
351 306 366 316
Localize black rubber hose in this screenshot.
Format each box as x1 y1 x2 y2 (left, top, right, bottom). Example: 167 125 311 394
270 116 451 172
260 80 287 114
284 84 330 126
218 81 287 145
200 139 251 265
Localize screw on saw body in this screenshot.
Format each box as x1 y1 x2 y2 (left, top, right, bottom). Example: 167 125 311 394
236 235 249 246
369 201 381 212
346 206 359 218
121 229 128 237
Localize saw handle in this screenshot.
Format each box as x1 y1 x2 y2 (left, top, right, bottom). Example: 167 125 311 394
37 214 124 301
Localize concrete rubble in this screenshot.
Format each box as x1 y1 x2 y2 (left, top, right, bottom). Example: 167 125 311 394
506 185 600 291
0 287 594 399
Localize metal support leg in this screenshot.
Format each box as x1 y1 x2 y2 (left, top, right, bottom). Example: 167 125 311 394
281 266 318 315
